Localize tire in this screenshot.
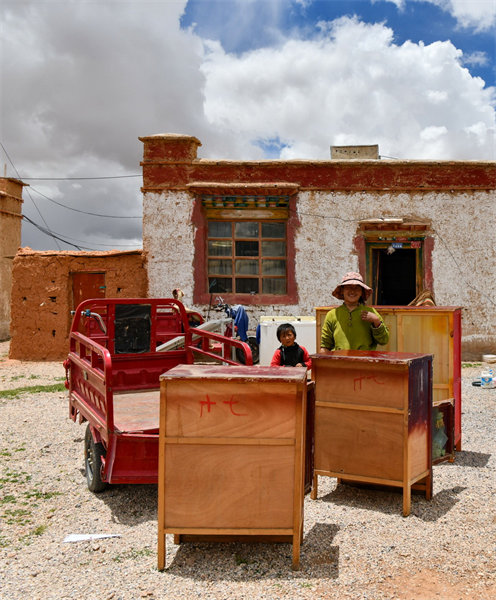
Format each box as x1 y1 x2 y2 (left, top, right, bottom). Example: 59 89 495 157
236 336 260 365
84 425 108 493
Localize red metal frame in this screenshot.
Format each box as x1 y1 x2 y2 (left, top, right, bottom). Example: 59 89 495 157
66 298 253 485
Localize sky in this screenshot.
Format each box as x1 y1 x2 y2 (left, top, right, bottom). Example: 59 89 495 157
0 0 495 251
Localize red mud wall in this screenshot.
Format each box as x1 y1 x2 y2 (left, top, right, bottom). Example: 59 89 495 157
9 249 147 361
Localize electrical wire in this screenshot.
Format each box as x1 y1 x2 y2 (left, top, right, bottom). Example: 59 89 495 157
29 186 142 218
1 141 62 249
22 215 141 251
22 215 84 250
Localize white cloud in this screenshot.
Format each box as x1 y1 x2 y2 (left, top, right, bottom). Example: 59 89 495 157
1 3 495 250
462 50 490 67
420 125 448 140
0 1 258 249
382 0 496 31
203 17 496 160
448 0 496 31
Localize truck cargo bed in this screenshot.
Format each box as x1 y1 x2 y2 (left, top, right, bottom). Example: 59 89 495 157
113 390 160 433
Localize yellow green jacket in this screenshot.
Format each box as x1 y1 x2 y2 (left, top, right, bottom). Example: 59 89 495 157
320 304 389 351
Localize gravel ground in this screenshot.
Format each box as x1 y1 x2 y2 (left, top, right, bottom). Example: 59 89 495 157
0 340 495 600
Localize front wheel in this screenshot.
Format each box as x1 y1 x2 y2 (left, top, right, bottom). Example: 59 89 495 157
84 425 107 493
236 336 259 365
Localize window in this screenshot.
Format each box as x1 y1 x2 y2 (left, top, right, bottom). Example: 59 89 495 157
191 184 299 305
207 220 287 295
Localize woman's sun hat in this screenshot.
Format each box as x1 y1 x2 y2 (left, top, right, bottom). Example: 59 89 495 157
332 271 372 300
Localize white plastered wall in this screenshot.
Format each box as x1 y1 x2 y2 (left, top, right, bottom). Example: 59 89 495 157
143 188 496 358
143 191 196 304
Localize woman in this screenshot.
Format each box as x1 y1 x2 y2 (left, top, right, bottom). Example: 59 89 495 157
320 272 389 352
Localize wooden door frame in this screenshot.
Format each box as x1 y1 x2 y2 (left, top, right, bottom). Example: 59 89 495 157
355 232 434 302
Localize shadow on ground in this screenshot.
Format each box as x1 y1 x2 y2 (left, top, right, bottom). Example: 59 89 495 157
318 482 467 521
165 522 340 580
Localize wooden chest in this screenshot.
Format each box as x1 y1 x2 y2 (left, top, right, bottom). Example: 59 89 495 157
311 350 433 516
157 364 308 570
315 305 461 452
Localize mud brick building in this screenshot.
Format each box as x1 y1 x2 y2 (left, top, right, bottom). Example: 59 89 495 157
140 134 496 359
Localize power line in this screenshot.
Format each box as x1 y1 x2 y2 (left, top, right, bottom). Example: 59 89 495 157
22 215 141 251
30 186 142 218
23 215 84 250
36 225 142 248
1 141 62 250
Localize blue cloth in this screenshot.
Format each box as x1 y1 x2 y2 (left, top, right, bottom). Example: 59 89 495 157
231 305 249 342
256 324 261 345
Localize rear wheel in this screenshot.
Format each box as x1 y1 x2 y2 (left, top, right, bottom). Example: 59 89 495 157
236 336 259 365
84 425 107 493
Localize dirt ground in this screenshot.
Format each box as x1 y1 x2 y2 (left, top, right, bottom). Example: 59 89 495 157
1 339 495 600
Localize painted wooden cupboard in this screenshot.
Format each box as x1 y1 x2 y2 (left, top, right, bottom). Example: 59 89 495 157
311 350 433 516
158 364 308 570
315 305 461 452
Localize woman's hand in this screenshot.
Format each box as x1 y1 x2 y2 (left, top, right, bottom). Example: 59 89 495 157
361 311 381 328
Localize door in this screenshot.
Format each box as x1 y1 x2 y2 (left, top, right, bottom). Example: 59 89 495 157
71 272 106 310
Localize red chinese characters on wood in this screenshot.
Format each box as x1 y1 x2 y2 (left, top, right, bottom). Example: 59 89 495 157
353 374 385 391
199 394 248 417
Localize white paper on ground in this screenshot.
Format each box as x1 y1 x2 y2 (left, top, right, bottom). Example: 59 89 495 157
63 533 121 543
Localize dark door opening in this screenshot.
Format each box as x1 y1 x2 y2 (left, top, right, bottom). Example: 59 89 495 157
373 248 417 305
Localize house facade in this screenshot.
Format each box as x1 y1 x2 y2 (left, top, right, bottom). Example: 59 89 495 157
141 134 496 360
9 248 147 360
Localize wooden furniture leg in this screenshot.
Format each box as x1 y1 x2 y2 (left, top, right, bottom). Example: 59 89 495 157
402 483 411 517
158 532 166 571
292 531 301 570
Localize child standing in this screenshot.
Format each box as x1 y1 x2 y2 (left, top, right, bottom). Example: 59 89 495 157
270 323 312 368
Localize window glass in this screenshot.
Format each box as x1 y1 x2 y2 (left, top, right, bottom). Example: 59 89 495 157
236 278 259 293
206 214 288 296
235 260 259 275
262 222 285 238
262 240 286 257
262 278 287 294
208 259 232 275
235 222 258 238
235 240 259 257
209 277 232 293
208 240 232 256
208 221 231 237
262 260 286 276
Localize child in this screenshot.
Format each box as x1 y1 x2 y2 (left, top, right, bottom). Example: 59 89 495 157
270 323 312 368
320 272 389 352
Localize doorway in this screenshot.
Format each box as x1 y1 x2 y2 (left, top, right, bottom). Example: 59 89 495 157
371 247 419 305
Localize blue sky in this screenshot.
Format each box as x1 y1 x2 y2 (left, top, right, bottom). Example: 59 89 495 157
182 0 495 86
1 0 495 250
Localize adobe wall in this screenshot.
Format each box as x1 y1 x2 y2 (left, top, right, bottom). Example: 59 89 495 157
9 249 147 360
0 178 25 340
141 134 496 360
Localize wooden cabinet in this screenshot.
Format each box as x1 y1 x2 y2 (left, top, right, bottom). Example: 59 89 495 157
158 364 308 570
311 350 433 516
315 306 461 452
